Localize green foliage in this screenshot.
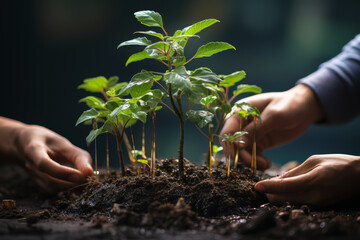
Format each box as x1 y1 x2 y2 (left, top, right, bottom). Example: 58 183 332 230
193 42 235 59
77 10 264 177
236 102 262 122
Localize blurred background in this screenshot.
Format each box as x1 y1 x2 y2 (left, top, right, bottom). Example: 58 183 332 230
1 0 360 168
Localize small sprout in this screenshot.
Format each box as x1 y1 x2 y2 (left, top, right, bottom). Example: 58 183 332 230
138 159 151 172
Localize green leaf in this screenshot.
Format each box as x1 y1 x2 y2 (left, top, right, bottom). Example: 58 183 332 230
137 159 149 164
105 100 119 111
132 111 147 123
78 76 107 93
166 35 199 42
221 102 232 114
154 106 162 111
107 76 119 87
182 19 220 35
110 103 130 121
172 42 184 55
146 41 170 52
236 102 261 121
125 50 151 66
86 120 113 146
79 96 106 110
134 10 163 28
193 42 235 59
117 37 152 48
186 110 214 128
219 71 246 87
76 108 99 126
164 68 192 95
172 56 186 66
212 145 223 153
190 67 221 84
200 95 216 106
232 131 248 139
131 150 143 157
118 71 154 96
233 84 262 96
135 31 165 40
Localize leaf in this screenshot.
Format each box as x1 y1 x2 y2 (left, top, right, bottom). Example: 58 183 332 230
166 35 199 42
190 67 221 84
182 19 220 35
212 145 223 154
200 95 217 106
232 131 248 139
125 50 151 66
135 30 164 40
172 56 186 66
107 76 119 87
76 108 99 126
137 159 149 164
172 42 184 55
118 71 154 96
164 69 192 95
110 103 130 121
132 111 147 123
78 76 107 93
105 100 119 111
134 10 163 28
79 96 106 110
219 71 246 87
86 120 113 146
221 102 232 114
186 110 214 128
154 106 162 111
233 84 262 96
145 48 168 60
193 42 235 59
117 37 152 48
146 41 170 52
236 102 261 120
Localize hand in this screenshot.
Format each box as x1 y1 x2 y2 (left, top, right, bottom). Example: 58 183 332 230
16 125 93 193
220 84 324 170
254 154 360 205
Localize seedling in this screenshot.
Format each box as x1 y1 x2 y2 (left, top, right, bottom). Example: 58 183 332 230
76 10 263 179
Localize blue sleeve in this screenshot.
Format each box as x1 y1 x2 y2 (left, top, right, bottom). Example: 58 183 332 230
297 34 360 124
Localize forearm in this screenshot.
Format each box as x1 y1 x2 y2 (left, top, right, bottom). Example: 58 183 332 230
0 117 27 164
297 34 360 124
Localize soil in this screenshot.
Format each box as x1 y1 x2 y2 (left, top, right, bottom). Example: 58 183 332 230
0 158 359 240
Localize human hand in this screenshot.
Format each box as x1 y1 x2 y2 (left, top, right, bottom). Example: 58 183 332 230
254 154 360 205
220 84 324 170
16 125 93 193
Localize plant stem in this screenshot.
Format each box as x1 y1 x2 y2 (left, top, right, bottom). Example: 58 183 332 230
115 128 126 177
92 119 98 174
130 126 139 176
234 120 242 169
251 120 257 176
226 142 230 177
176 93 185 179
106 134 110 174
151 111 156 177
141 123 146 159
208 124 213 177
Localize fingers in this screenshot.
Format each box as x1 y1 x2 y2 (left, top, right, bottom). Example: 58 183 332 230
25 142 85 183
255 171 315 194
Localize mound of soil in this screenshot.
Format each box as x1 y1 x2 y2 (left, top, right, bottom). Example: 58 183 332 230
0 160 359 240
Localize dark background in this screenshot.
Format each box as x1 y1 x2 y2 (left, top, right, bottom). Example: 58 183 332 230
1 0 360 168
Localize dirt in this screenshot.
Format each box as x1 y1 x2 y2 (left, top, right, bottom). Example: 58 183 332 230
0 159 359 240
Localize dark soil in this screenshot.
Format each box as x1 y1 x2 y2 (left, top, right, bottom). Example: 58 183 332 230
0 159 359 240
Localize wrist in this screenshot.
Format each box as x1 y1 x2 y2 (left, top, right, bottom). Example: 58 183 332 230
291 84 325 123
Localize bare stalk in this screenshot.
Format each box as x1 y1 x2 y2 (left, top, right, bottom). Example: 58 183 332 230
234 120 242 168
251 120 257 176
130 126 139 176
151 111 156 177
208 124 213 177
92 119 98 174
115 128 126 176
106 134 110 174
141 123 146 159
226 142 231 177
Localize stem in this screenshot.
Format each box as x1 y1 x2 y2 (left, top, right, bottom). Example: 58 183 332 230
151 111 156 177
153 79 168 93
208 124 213 177
184 56 195 65
122 130 136 163
106 134 110 174
141 123 146 159
92 119 98 174
176 93 185 179
130 126 139 176
194 124 209 139
234 120 242 169
160 102 177 116
226 142 230 177
100 89 109 101
251 120 257 176
115 126 126 177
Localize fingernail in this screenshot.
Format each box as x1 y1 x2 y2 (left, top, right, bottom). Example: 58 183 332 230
255 183 265 193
